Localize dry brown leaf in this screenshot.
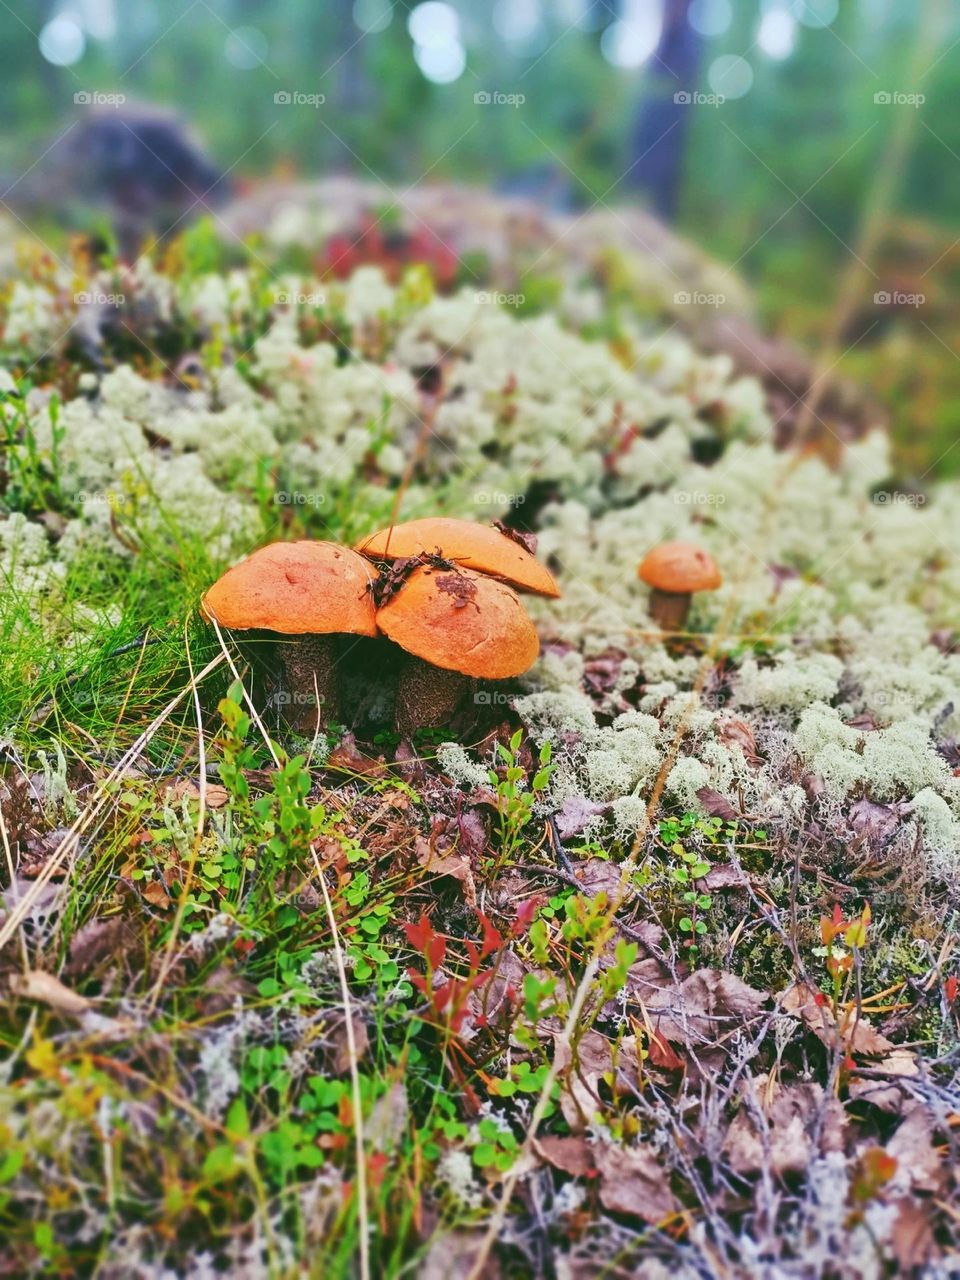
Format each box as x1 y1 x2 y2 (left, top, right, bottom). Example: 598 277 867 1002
66 917 135 976
331 1014 370 1075
570 859 622 900
553 1030 640 1131
164 779 230 808
717 716 764 767
695 787 741 820
889 1198 936 1271
780 983 898 1057
533 1135 597 1178
885 1105 944 1195
847 1046 920 1113
10 969 91 1015
143 880 172 909
724 1075 846 1175
366 1081 408 1153
596 1143 677 1223
633 967 767 1049
326 734 387 776
416 836 477 908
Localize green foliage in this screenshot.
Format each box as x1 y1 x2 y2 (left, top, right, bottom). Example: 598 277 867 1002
487 729 554 865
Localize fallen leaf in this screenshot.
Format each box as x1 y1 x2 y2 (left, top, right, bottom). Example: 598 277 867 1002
695 787 741 820
595 1142 677 1223
885 1104 943 1194
164 779 230 808
889 1198 936 1271
847 1046 919 1113
780 983 896 1056
570 859 622 901
143 880 172 909
724 1075 846 1175
366 1082 407 1153
327 733 386 777
553 1030 640 1130
331 1015 368 1075
10 970 91 1015
416 836 478 908
534 1135 597 1177
717 716 763 767
554 795 609 840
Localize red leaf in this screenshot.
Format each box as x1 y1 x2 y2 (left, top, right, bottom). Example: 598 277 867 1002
513 896 542 937
477 912 504 960
645 1032 685 1072
403 914 446 969
945 975 958 1004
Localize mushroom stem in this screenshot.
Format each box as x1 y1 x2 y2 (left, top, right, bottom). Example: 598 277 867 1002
647 588 692 635
279 634 341 733
395 655 468 736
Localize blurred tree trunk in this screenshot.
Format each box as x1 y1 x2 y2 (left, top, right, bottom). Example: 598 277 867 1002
627 0 701 222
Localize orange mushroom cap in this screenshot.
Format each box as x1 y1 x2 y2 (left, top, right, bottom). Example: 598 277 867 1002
638 542 722 594
376 566 539 679
355 517 560 598
202 541 378 636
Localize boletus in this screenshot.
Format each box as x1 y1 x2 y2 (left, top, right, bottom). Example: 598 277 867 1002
375 565 539 735
355 516 561 599
638 541 721 634
203 541 377 732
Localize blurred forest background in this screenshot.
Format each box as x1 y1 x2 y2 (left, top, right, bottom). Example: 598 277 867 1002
1 0 958 474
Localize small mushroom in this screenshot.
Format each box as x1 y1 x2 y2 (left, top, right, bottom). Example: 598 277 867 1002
375 565 539 734
638 541 722 635
203 541 377 732
356 517 561 598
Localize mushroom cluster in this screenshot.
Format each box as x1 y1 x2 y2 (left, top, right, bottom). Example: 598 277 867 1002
202 541 377 733
203 519 560 736
356 518 560 734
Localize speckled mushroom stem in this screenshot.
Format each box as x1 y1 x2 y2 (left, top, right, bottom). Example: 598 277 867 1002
647 588 692 636
278 634 341 734
395 655 468 736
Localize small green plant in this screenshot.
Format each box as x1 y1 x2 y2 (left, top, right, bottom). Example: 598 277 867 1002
1 385 70 516
487 729 553 865
657 813 767 956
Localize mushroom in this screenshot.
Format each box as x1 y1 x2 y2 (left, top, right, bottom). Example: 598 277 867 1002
355 517 560 599
375 565 539 734
203 541 377 732
638 541 722 635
